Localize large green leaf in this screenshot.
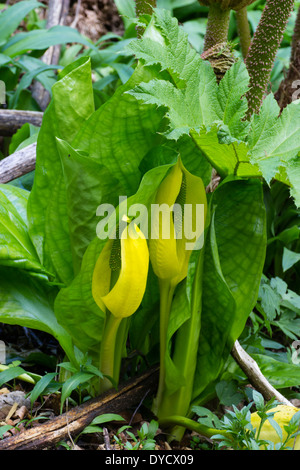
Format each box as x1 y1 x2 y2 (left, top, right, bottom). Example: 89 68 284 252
0 1 44 46
126 8 300 208
72 62 167 195
251 354 300 389
127 9 250 141
0 184 46 275
0 267 76 365
27 57 95 283
192 178 267 400
247 94 300 206
2 26 96 57
190 125 257 179
54 237 106 356
56 138 125 275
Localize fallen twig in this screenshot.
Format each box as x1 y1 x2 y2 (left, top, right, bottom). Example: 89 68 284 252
0 367 158 450
0 143 36 184
31 0 70 110
231 340 293 406
0 110 43 137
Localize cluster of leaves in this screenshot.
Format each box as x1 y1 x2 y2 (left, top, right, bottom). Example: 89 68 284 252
0 1 300 449
157 0 298 91
0 0 136 113
0 7 267 412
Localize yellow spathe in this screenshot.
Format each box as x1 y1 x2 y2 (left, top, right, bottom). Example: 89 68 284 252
92 222 149 319
251 405 300 449
149 158 207 287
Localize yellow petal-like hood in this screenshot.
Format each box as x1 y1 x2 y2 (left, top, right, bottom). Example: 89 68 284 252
251 405 300 449
149 160 183 280
149 158 207 286
172 161 207 286
100 223 149 319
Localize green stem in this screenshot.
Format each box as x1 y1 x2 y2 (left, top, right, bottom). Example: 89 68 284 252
99 313 122 393
0 364 37 385
204 3 231 51
152 279 175 415
113 317 130 383
155 250 205 442
236 7 251 58
158 415 228 440
245 0 295 118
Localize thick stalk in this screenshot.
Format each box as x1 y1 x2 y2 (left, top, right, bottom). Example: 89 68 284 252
236 6 251 58
155 250 205 442
204 3 231 51
275 6 300 109
245 0 295 118
152 279 176 415
99 313 122 393
291 5 300 60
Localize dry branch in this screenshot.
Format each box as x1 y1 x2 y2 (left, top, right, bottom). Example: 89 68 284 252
231 340 293 405
0 143 36 183
32 0 70 110
0 110 43 137
0 367 159 450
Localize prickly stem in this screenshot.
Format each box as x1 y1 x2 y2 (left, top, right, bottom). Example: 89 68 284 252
203 3 231 51
245 0 295 118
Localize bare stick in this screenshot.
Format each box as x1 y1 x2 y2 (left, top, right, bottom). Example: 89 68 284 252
0 367 158 450
32 0 70 110
0 143 36 184
71 0 81 29
231 340 293 405
0 110 43 137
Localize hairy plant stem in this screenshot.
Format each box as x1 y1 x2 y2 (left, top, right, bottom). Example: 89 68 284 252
291 5 300 60
236 6 251 58
245 0 295 118
275 6 300 109
204 3 231 51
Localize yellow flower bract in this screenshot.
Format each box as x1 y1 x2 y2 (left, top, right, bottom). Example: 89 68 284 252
251 405 300 449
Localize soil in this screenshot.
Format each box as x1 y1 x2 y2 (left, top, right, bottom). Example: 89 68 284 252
0 323 203 450
6 0 125 40
65 0 125 41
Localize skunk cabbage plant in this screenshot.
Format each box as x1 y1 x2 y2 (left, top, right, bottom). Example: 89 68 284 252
0 7 299 440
